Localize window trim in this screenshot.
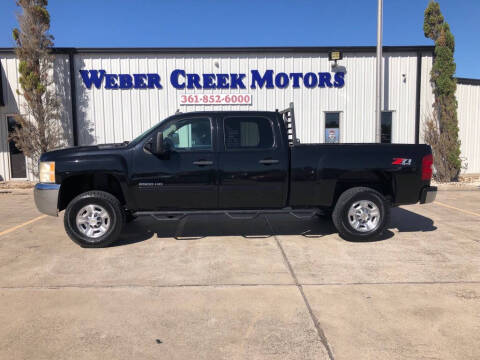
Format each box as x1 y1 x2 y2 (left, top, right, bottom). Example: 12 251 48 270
222 115 277 152
323 111 343 144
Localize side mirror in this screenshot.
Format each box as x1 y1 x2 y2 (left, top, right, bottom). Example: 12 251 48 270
152 132 165 155
146 132 165 155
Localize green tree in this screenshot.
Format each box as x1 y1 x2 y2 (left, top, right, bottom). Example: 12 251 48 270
423 0 462 181
11 0 62 176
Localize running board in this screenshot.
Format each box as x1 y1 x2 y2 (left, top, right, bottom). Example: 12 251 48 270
133 208 320 221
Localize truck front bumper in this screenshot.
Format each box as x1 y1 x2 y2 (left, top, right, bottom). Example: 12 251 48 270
34 183 60 216
420 186 437 204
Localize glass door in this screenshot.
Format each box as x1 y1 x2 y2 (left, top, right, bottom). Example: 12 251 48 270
7 116 27 179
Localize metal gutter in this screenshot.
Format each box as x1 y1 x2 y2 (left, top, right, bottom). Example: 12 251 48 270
456 77 480 86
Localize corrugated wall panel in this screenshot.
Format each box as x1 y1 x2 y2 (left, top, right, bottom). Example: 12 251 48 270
1 54 32 180
53 54 74 151
419 54 434 144
457 83 480 174
0 53 72 180
384 53 418 143
1 50 439 181
73 51 423 146
0 56 10 181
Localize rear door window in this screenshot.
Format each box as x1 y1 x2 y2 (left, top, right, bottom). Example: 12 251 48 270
224 117 274 150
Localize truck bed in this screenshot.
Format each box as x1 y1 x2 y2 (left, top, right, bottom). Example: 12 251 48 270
289 143 432 208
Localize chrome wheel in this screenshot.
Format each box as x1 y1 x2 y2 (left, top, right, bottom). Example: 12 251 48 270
347 200 380 232
75 204 111 239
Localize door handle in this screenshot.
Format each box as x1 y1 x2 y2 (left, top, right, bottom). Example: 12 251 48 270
259 159 279 165
193 160 213 166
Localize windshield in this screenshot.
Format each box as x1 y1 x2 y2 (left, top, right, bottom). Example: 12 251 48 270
128 117 170 147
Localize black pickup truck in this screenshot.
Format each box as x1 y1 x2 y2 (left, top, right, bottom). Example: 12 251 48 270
34 104 436 247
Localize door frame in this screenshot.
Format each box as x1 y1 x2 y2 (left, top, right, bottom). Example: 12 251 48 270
130 114 219 210
216 113 288 209
323 110 343 143
381 110 396 144
5 114 28 180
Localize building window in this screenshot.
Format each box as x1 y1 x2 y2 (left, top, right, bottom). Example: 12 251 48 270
381 111 393 144
6 116 27 178
224 117 274 149
325 112 340 143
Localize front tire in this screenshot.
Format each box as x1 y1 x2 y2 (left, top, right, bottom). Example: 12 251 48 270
332 187 389 242
64 191 125 248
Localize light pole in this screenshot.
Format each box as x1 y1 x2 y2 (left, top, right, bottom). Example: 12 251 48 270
375 0 383 143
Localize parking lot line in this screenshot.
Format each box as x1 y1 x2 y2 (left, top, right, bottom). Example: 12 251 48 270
0 215 47 237
435 201 480 218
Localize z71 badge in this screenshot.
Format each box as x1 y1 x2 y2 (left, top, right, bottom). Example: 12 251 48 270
392 158 412 166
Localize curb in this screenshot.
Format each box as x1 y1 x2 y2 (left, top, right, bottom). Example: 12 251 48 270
433 183 480 191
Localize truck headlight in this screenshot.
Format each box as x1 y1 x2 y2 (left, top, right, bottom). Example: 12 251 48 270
39 162 55 183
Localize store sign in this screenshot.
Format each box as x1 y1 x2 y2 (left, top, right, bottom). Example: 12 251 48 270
79 69 345 90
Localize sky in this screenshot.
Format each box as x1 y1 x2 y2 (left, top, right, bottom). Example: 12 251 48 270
0 0 479 78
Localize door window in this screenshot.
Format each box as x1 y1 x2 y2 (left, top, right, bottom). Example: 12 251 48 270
161 117 212 151
224 117 274 150
7 116 27 178
325 112 340 143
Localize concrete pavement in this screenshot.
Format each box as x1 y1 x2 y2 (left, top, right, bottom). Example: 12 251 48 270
0 190 479 359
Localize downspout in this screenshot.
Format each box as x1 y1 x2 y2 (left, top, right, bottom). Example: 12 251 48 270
414 51 422 144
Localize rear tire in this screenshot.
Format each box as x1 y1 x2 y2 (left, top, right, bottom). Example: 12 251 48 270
64 191 125 248
332 187 389 242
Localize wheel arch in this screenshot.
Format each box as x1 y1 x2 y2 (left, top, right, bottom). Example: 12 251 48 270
332 171 394 207
58 173 126 212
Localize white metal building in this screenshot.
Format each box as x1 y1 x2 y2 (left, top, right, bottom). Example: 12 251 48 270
0 46 479 181
457 78 480 174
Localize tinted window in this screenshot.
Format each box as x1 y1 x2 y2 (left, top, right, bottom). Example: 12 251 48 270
7 116 27 178
381 112 392 144
224 117 274 149
325 113 340 128
325 112 340 143
162 117 212 150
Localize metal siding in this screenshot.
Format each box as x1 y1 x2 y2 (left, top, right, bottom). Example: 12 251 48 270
384 53 418 144
0 54 24 181
419 54 434 144
74 51 420 146
457 83 480 174
52 54 74 149
1 50 440 181
0 53 73 180
418 55 480 174
0 56 9 181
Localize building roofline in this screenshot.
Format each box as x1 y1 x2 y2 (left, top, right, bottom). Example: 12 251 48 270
456 77 480 86
0 45 435 55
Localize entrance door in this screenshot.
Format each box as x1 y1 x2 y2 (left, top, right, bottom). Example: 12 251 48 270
131 116 218 210
7 116 27 179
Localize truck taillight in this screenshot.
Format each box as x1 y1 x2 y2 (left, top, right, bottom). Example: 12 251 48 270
422 154 433 180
